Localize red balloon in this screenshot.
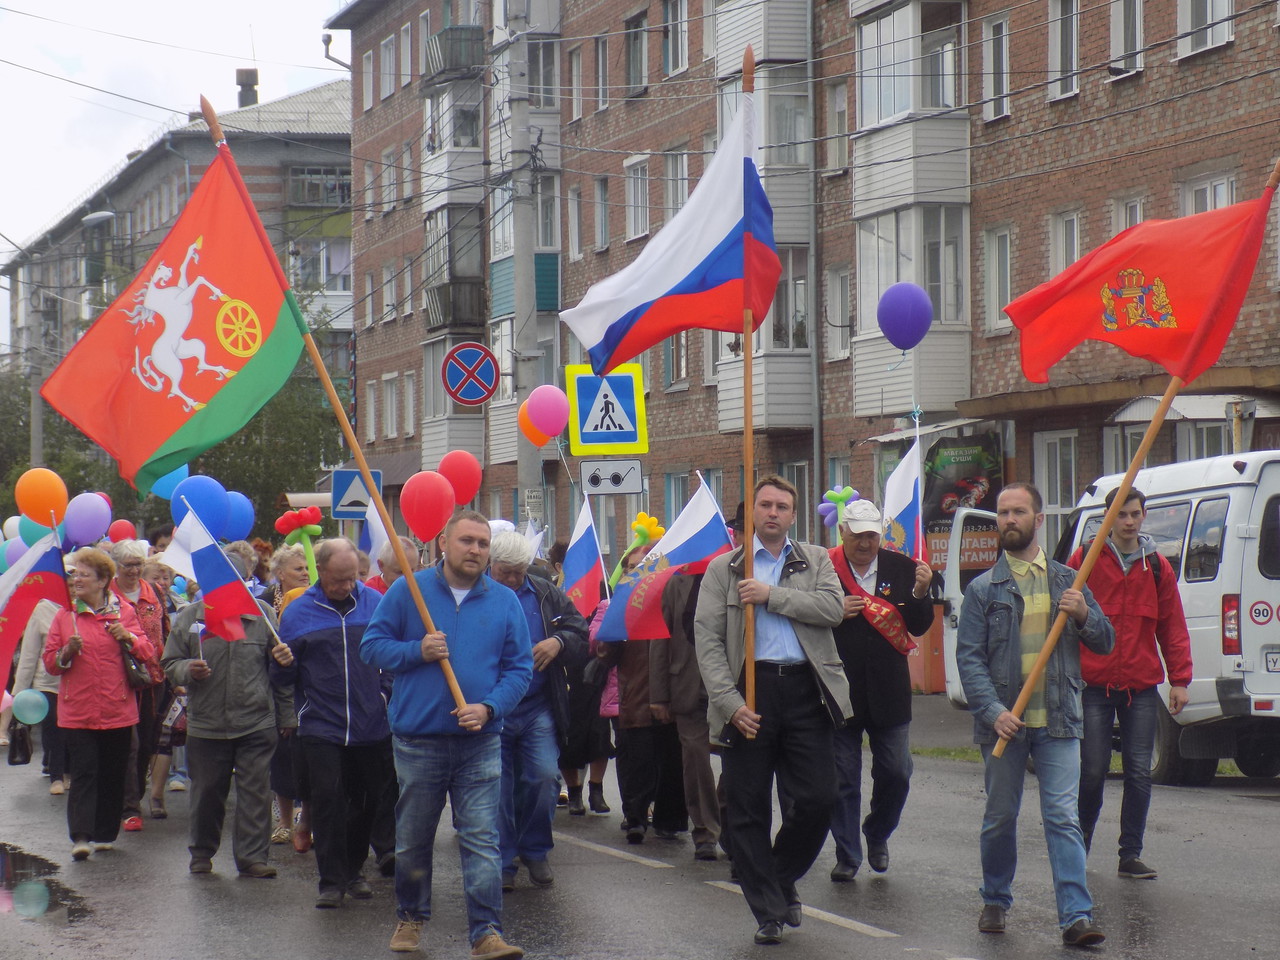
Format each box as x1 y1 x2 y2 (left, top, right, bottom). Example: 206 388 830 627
108 519 137 542
437 450 483 505
400 471 456 542
95 492 113 510
302 505 323 525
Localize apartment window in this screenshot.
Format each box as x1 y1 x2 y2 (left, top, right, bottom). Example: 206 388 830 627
594 177 610 251
1048 0 1079 99
769 247 809 351
383 376 399 438
401 142 414 201
567 185 583 260
382 265 397 321
424 211 448 288
984 16 1010 119
826 266 851 358
489 318 514 401
595 37 609 110
1180 0 1232 56
702 0 715 61
364 381 377 441
1102 423 1148 474
424 340 447 418
921 2 962 109
1115 197 1143 233
625 14 648 94
423 94 439 155
1050 211 1081 273
453 89 482 148
1186 174 1236 213
985 227 1012 332
289 166 352 207
529 40 557 108
828 457 852 493
857 209 912 334
662 0 688 76
400 23 412 85
381 148 398 210
491 182 514 259
664 332 688 386
665 472 691 516
1111 0 1143 75
923 206 964 325
364 272 375 327
1177 420 1229 459
402 256 415 313
362 51 374 110
363 162 376 219
535 175 559 249
569 48 583 120
295 238 353 293
380 35 396 99
858 4 911 128
418 11 432 73
663 149 689 221
625 157 649 240
769 66 810 165
1034 429 1078 552
403 373 416 436
827 82 848 170
782 461 810 543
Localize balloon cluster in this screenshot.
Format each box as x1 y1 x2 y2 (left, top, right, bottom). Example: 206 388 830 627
401 451 485 542
518 385 570 447
877 282 934 352
817 486 860 529
1 468 111 574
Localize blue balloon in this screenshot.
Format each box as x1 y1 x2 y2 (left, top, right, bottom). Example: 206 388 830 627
18 515 63 547
877 282 934 351
224 492 255 542
151 463 190 500
170 475 230 540
12 688 49 725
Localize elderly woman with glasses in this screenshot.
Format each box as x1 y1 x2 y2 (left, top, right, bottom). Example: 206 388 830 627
44 546 153 862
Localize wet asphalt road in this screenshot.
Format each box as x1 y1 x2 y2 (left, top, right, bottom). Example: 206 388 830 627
2 695 1278 960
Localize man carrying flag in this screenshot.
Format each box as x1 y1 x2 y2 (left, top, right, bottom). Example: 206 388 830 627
826 500 933 882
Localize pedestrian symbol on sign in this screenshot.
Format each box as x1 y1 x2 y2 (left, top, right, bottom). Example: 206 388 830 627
588 386 633 433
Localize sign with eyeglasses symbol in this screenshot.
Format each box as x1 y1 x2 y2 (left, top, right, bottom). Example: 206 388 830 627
580 458 644 496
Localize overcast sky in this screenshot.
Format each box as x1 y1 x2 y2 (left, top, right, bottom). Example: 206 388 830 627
0 1 353 347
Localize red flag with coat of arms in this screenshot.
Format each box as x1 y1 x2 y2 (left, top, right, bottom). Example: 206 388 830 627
41 143 307 496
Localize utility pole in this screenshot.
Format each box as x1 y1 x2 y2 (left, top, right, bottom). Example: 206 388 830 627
510 0 542 528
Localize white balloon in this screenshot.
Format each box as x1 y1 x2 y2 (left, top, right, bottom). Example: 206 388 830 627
2 516 20 540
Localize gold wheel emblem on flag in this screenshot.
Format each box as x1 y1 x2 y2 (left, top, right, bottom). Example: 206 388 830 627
215 298 262 357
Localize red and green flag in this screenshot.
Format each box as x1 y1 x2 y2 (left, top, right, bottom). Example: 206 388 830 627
1006 187 1275 385
42 143 307 495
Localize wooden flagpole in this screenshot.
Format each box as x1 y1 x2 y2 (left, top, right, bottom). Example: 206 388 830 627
200 97 466 711
994 153 1280 758
741 48 757 716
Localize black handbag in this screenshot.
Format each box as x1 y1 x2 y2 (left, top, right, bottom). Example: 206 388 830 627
7 719 32 766
121 642 153 689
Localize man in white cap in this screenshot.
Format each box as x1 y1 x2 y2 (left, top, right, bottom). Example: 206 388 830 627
825 499 934 881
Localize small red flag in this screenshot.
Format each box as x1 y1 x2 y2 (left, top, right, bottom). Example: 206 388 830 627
1006 188 1274 385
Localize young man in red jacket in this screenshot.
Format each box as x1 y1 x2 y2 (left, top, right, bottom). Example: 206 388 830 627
1068 487 1192 881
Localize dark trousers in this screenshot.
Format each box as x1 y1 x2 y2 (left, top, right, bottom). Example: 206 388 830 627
722 669 836 925
830 718 912 866
40 693 67 781
65 726 133 843
122 686 160 818
615 721 687 833
301 736 396 893
187 729 278 870
1079 685 1160 860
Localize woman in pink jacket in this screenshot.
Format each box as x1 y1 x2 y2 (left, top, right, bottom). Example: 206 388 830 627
44 547 152 862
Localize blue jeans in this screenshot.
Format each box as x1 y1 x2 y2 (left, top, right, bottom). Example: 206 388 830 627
830 719 912 867
1079 685 1158 861
393 733 505 943
980 728 1093 928
498 696 559 869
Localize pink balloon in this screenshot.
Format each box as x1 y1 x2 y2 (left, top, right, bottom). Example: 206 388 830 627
525 385 569 438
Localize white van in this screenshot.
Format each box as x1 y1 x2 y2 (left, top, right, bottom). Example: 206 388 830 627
941 452 1280 785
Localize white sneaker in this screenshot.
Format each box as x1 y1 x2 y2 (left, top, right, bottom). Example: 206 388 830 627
71 841 91 861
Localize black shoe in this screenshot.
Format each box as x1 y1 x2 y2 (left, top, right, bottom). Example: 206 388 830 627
501 869 516 893
1062 918 1106 947
782 885 801 928
1118 857 1157 879
830 861 858 882
867 842 889 873
626 823 646 844
754 921 784 945
315 888 344 909
588 782 610 814
978 904 1006 933
652 826 680 840
523 857 554 887
694 841 718 861
566 785 586 816
347 877 373 899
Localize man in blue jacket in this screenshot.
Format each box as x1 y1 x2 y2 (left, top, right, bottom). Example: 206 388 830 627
272 538 392 910
361 510 532 960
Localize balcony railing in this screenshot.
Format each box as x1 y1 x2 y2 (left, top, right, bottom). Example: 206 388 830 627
419 26 486 88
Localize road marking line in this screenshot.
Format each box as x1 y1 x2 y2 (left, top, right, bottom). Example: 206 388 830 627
703 880 900 939
552 832 674 869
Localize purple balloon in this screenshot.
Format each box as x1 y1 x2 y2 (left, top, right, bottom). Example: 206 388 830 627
877 282 934 351
4 538 28 566
63 492 113 546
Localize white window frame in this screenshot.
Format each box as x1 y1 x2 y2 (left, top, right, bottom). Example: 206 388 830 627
402 255 415 314
294 237 353 294
768 65 810 166
424 339 448 419
529 39 557 109
766 246 809 352
489 317 515 402
567 185 583 260
857 4 911 129
1050 211 1081 274
1177 420 1230 460
1102 423 1148 475
364 272 375 328
400 23 412 86
401 141 414 202
625 14 648 94
665 471 691 516
825 265 851 359
380 35 397 100
1033 429 1078 552
364 380 377 442
382 265 397 321
624 157 649 240
985 227 1012 333
381 148 397 210
1184 173 1236 214
535 174 559 250
1110 0 1143 76
702 0 715 61
856 204 968 333
664 332 689 386
984 16 1010 120
595 37 609 110
1178 0 1232 58
594 177 610 251
403 372 416 436
383 375 399 439
663 148 688 221
827 81 848 170
1114 196 1143 233
491 181 515 259
782 461 810 543
569 47 583 121
362 51 374 111
418 11 432 73
662 0 688 76
1048 0 1079 100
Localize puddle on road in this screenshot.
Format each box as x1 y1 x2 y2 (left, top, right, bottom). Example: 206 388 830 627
0 842 89 924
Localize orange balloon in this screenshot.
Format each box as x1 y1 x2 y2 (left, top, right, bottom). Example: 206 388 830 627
518 401 551 447
15 468 69 525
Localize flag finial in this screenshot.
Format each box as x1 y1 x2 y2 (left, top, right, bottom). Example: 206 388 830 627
199 95 226 146
743 46 755 94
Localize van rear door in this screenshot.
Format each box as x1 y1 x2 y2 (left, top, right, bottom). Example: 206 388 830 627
942 507 1000 708
1241 470 1280 698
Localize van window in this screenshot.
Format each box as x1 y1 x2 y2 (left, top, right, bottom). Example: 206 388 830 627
1258 496 1280 580
1080 500 1190 574
1184 497 1227 582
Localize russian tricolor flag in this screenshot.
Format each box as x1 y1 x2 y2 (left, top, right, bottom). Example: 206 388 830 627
164 509 262 641
561 496 606 619
882 440 929 564
0 533 70 686
561 93 781 375
596 480 732 641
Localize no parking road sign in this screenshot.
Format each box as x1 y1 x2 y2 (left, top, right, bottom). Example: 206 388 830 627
566 363 648 456
441 342 500 406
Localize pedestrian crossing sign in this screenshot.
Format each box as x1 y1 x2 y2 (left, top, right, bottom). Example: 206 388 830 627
565 363 648 456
